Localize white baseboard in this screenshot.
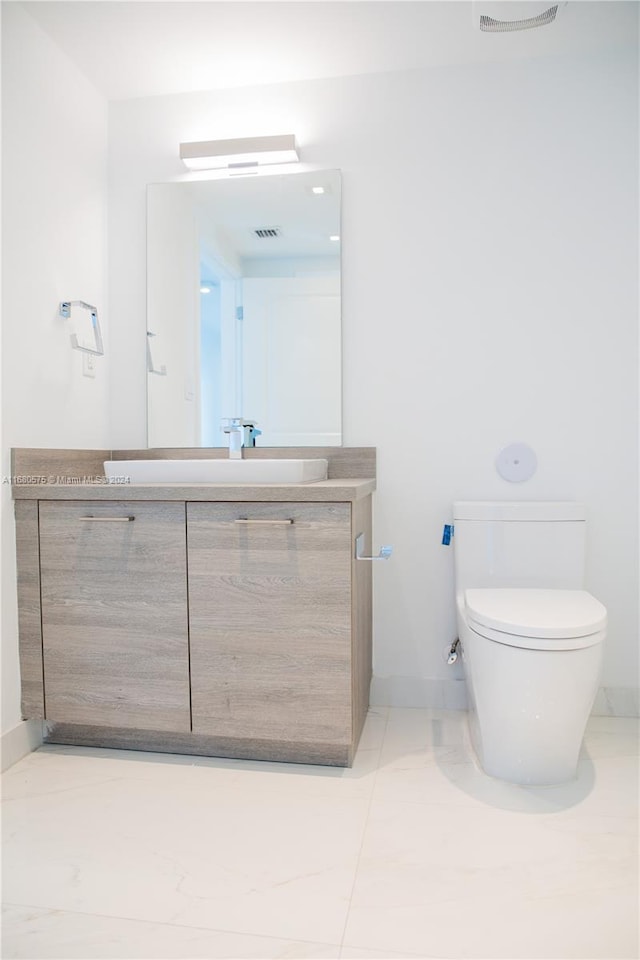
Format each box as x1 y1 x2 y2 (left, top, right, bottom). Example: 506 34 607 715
370 676 468 710
371 676 640 718
592 686 640 718
1 719 44 772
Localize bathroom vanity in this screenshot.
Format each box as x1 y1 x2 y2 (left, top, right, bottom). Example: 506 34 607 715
12 447 376 766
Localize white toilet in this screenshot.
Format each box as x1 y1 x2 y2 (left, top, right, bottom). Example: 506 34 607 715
453 501 606 786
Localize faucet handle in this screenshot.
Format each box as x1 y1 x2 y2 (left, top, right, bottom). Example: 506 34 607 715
242 422 261 447
221 417 243 433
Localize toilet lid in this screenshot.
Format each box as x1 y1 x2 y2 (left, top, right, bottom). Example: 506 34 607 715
465 588 607 640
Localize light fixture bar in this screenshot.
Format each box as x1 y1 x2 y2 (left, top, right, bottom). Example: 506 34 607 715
179 134 298 171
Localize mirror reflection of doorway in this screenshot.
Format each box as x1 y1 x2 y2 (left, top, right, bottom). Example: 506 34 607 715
199 259 340 447
241 275 341 446
199 275 221 447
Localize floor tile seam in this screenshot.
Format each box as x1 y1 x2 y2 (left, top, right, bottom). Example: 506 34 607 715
516 808 640 824
502 881 640 913
586 730 640 738
85 772 379 793
365 793 640 817
583 754 640 763
3 774 382 803
365 791 532 811
340 941 451 960
587 733 640 742
345 864 640 896
378 742 470 752
22 762 331 780
350 854 639 888
587 715 640 723
337 709 391 953
375 755 477 771
1 776 131 803
0 900 344 949
339 937 631 960
583 752 640 764
335 876 640 915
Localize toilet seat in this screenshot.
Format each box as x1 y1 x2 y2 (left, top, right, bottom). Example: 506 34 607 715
464 588 607 651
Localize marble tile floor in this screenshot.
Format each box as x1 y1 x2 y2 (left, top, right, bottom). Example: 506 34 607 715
2 708 638 960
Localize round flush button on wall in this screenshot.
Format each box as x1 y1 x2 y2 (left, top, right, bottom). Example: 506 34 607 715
495 443 537 483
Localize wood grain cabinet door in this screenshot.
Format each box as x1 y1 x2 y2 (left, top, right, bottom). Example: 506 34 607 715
39 501 190 732
187 502 353 746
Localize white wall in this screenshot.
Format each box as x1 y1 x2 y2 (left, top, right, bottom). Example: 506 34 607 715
1 3 109 737
109 47 638 710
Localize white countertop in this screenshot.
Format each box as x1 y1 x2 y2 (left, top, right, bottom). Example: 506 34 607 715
12 478 376 502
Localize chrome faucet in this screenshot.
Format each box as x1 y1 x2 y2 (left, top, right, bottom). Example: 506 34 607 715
222 418 244 459
221 418 260 459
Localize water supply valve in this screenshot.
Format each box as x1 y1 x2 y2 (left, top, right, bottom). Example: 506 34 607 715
447 638 460 665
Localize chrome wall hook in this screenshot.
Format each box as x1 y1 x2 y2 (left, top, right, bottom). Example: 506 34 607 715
354 533 393 562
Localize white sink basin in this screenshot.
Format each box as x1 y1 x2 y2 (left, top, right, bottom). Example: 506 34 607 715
104 458 329 484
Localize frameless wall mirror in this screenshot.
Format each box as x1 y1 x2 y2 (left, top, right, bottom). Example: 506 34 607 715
146 169 342 448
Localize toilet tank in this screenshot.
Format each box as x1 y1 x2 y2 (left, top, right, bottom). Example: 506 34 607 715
452 502 587 595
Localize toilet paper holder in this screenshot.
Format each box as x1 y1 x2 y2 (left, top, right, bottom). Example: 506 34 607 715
354 533 393 561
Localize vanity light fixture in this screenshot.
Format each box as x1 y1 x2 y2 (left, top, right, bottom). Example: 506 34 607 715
329 235 340 242
179 134 299 171
312 186 325 195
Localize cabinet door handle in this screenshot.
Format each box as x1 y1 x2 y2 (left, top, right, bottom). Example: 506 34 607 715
234 518 294 525
79 516 135 522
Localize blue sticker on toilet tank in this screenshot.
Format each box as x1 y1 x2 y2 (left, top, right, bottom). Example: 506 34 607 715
442 524 454 546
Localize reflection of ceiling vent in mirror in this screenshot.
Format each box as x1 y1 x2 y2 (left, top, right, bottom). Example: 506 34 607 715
254 227 282 238
473 1 565 32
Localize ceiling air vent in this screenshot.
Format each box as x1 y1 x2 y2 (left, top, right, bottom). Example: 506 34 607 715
473 2 565 32
254 227 282 239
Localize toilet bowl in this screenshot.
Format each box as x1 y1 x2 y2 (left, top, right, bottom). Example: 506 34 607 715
458 588 605 784
453 502 607 786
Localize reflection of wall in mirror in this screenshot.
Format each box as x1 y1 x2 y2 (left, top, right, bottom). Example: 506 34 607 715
199 278 221 447
147 186 200 448
198 220 242 448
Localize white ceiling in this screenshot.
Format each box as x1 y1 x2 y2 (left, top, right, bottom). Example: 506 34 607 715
19 0 637 102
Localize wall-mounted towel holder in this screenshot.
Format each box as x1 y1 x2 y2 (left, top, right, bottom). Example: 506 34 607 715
60 301 104 356
146 331 167 376
354 533 392 561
